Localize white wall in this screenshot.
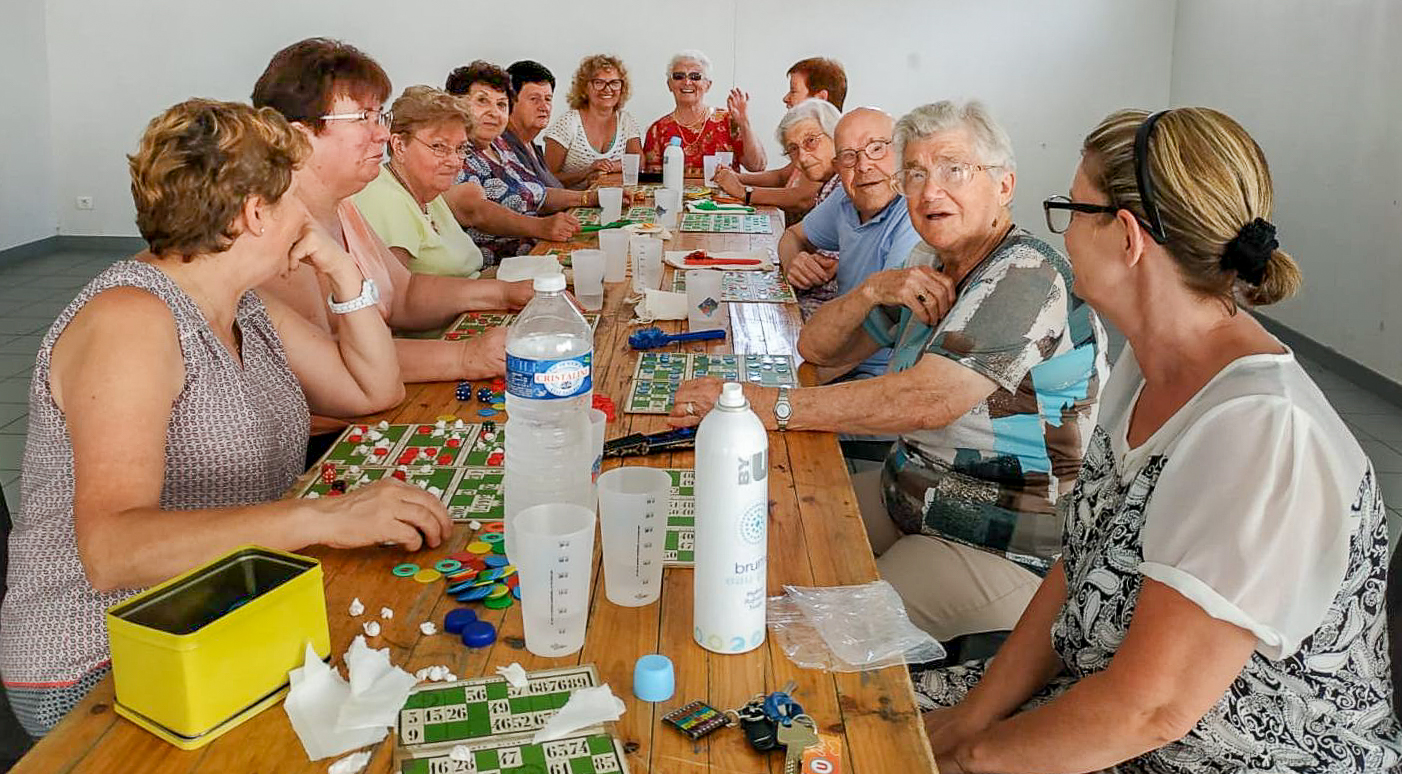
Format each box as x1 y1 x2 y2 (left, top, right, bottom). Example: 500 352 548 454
1171 0 1402 382
0 0 56 251
41 0 1175 243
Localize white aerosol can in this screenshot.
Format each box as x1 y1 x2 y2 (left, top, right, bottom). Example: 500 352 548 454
693 382 769 654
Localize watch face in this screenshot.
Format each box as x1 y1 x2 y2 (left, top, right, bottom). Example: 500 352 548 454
365 279 380 302
775 402 792 420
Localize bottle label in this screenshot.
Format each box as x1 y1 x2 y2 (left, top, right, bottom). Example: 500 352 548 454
736 450 767 484
506 353 592 399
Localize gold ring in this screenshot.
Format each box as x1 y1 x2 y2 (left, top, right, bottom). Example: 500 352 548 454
686 402 696 416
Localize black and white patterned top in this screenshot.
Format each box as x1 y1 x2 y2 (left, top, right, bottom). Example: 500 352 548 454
0 260 308 691
918 345 1402 772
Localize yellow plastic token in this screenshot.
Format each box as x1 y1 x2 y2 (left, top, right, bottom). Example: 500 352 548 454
436 414 459 423
486 583 510 600
466 541 492 554
414 568 443 583
491 402 505 411
497 564 516 577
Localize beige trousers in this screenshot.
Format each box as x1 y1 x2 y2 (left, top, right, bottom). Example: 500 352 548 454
852 470 1041 642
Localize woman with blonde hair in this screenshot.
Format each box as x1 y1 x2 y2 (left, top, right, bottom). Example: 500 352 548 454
0 99 450 737
542 54 643 189
919 107 1400 773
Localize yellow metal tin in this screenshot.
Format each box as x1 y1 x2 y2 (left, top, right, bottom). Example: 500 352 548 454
106 545 330 749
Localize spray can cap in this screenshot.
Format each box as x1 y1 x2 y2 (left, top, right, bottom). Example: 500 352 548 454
717 382 747 409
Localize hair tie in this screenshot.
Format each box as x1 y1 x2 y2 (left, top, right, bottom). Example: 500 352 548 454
1222 217 1277 286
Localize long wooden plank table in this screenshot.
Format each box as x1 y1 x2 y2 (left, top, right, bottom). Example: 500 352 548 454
12 202 936 774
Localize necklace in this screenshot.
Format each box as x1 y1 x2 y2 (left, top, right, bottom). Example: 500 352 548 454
385 162 439 234
671 107 713 157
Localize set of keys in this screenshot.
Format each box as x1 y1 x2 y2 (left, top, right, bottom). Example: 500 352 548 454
661 681 820 774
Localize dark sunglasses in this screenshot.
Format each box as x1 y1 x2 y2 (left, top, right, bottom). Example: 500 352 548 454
670 72 705 82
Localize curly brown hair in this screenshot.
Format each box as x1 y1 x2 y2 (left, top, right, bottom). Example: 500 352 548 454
129 99 309 258
566 54 631 111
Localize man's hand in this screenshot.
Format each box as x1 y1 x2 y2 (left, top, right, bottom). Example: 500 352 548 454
861 266 958 326
784 251 838 290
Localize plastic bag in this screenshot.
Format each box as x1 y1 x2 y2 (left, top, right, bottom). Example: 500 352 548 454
766 581 945 672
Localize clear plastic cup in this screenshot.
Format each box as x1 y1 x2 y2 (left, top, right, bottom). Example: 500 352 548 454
703 156 720 187
515 503 596 657
588 408 607 486
571 249 605 311
655 188 682 231
598 187 623 224
600 229 629 283
686 269 726 331
596 468 671 607
622 154 641 187
630 236 663 293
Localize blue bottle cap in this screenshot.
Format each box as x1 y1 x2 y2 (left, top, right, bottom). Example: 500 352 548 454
633 654 675 703
462 620 497 648
669 136 681 146
444 608 477 634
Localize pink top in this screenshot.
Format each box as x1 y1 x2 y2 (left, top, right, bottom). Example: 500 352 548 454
338 199 396 319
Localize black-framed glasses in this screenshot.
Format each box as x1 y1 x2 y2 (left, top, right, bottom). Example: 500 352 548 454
670 72 705 82
835 138 891 169
1043 195 1119 234
590 78 624 91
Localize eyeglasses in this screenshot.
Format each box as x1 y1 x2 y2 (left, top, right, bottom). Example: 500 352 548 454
590 78 624 91
891 161 1000 194
782 133 827 159
1042 195 1120 233
670 72 706 82
834 138 891 169
410 135 470 161
321 108 392 127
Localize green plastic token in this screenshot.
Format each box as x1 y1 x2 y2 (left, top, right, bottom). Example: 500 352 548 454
392 563 420 577
483 594 514 610
480 532 504 545
491 542 507 555
486 583 510 600
434 559 463 573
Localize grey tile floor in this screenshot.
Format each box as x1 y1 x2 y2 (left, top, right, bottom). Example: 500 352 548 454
1 248 1400 549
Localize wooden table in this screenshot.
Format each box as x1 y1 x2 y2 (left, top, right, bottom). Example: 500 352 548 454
13 205 936 774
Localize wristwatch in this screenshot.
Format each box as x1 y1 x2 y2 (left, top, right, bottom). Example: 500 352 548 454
774 386 792 431
327 278 379 315
744 186 755 206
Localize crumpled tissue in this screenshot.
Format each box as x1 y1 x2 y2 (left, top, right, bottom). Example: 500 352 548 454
532 684 626 742
283 636 419 760
495 663 528 689
629 289 687 323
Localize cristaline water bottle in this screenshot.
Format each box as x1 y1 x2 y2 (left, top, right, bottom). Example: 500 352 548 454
503 273 593 560
693 382 768 654
663 136 685 193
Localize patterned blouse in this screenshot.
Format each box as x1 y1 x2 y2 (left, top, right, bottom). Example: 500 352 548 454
914 348 1402 772
542 108 642 183
458 136 547 264
642 108 745 177
0 261 308 737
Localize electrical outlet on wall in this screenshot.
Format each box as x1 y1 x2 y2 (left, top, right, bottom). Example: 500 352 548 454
75 196 94 210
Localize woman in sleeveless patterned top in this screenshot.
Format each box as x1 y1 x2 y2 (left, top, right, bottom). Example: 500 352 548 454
0 100 451 738
915 109 1401 772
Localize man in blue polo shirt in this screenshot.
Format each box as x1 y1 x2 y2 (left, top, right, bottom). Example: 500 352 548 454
777 107 921 378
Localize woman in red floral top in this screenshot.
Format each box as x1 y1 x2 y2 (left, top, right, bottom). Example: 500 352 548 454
642 49 767 177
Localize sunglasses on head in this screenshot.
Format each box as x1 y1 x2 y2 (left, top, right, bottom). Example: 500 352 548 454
671 72 705 82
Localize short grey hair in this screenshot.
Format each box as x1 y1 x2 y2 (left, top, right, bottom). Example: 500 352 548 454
775 98 841 145
666 50 711 80
894 100 1016 176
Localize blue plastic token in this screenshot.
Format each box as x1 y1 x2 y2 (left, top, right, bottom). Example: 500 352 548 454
446 580 478 595
392 563 420 577
478 568 506 582
482 555 509 568
461 620 496 648
444 608 478 634
512 586 522 600
434 559 463 573
455 585 493 602
477 408 498 417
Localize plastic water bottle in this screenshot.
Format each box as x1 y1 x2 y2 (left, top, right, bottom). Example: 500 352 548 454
503 273 594 560
693 382 768 654
663 136 685 193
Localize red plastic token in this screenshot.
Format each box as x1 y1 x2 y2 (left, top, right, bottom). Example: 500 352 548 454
446 438 462 448
347 434 362 443
391 470 407 481
418 425 433 434
424 447 438 457
480 521 505 533
372 447 387 456
505 574 519 589
327 489 343 496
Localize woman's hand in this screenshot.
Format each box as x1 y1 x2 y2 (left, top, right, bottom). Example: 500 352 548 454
925 706 986 772
290 221 362 298
536 211 581 242
500 279 534 309
860 266 958 326
712 165 744 199
666 376 724 428
457 326 509 379
785 251 838 289
727 88 752 127
308 478 452 551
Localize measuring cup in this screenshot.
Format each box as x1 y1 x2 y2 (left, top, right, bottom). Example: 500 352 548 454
515 503 596 657
596 467 670 607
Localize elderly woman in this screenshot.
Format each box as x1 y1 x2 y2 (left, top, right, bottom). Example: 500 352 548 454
502 61 563 188
252 39 532 392
671 101 1108 647
543 54 643 189
642 50 766 177
761 98 842 319
354 86 485 278
918 109 1402 773
446 61 599 264
0 99 452 737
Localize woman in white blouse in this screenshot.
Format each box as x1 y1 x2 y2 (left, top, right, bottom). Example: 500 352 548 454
543 54 642 189
917 107 1401 773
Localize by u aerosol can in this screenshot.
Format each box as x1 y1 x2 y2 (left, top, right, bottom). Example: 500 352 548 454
693 382 768 654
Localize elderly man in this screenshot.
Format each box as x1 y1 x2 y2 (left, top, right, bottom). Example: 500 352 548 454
780 107 922 378
671 101 1108 642
502 60 563 188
